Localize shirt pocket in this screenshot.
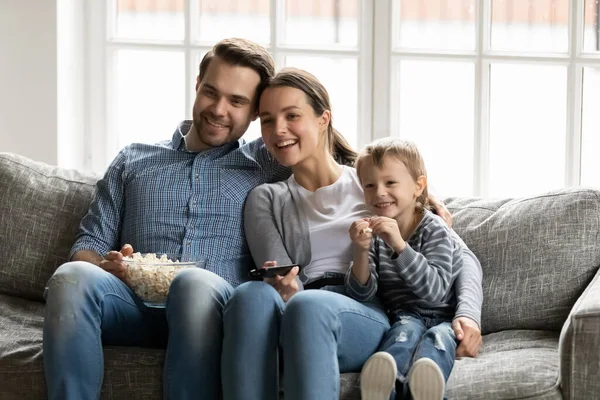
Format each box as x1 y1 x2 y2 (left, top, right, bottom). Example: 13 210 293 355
219 167 266 204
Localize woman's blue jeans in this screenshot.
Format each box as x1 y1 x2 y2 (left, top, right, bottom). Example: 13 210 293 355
43 261 234 400
221 280 391 400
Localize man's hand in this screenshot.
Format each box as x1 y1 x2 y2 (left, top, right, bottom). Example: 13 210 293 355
428 193 453 228
100 244 134 280
264 262 299 302
452 317 482 358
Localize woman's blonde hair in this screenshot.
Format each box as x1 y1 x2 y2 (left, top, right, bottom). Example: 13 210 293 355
355 137 430 213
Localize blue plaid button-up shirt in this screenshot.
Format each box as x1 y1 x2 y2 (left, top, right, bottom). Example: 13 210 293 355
70 121 291 286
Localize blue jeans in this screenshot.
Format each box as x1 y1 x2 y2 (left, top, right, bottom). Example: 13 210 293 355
221 279 391 400
380 311 457 399
43 261 233 400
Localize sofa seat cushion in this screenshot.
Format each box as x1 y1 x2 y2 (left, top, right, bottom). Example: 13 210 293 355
0 294 164 399
0 294 562 399
447 330 562 399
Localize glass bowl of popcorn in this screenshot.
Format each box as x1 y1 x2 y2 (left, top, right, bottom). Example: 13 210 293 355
122 252 207 307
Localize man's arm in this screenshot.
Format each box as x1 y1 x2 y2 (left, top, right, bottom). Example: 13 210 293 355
69 148 129 265
71 250 103 266
254 140 292 182
71 246 135 280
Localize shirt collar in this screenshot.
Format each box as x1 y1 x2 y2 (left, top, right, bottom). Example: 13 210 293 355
170 120 245 152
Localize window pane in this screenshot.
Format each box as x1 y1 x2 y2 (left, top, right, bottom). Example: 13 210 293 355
283 57 358 148
282 0 359 47
581 68 600 187
394 0 476 51
489 64 567 198
113 0 184 41
113 50 185 156
195 0 270 45
396 60 475 197
584 0 600 52
490 0 569 53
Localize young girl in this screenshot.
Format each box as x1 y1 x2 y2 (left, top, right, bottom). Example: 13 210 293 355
221 69 482 400
347 138 471 400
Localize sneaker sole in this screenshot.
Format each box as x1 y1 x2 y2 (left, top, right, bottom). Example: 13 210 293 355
360 352 397 400
408 358 445 400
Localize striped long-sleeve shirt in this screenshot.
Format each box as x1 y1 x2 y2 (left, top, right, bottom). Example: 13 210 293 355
345 210 463 319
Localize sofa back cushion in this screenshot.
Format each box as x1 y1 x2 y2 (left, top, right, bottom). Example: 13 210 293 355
446 188 600 334
0 153 98 301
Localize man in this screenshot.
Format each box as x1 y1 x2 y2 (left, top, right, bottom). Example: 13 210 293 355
43 38 481 400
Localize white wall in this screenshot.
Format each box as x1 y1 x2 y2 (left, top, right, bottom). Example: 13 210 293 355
0 0 58 165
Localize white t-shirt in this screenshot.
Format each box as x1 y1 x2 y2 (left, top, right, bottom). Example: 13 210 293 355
289 166 370 280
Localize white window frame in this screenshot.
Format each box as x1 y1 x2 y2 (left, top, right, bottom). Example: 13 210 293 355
85 0 373 173
372 0 600 197
84 0 599 196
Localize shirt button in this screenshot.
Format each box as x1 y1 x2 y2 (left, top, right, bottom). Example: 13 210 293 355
195 174 199 180
186 240 191 246
192 200 197 206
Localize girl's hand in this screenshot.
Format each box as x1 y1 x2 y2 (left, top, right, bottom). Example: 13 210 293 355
369 216 406 253
349 218 373 250
265 265 299 302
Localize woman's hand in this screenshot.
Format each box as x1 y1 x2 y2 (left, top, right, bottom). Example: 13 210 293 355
452 317 483 358
264 262 300 302
428 193 453 228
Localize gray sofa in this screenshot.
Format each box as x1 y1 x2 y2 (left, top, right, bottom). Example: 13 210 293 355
1 151 599 400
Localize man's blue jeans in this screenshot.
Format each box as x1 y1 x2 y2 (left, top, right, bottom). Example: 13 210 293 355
221 280 391 400
43 261 233 400
381 311 457 399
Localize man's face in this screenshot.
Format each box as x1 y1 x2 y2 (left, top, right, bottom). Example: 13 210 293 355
192 56 261 149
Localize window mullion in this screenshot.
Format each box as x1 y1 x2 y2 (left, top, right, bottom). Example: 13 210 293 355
271 0 282 68
357 0 374 149
372 0 392 140
565 0 585 186
87 0 108 173
474 0 491 197
184 0 192 120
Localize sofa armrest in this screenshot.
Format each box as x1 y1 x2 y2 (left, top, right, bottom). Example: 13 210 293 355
559 268 600 399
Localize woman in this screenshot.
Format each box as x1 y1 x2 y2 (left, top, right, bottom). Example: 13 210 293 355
221 68 483 400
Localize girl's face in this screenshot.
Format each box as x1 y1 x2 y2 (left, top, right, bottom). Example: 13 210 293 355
258 86 329 167
358 155 426 221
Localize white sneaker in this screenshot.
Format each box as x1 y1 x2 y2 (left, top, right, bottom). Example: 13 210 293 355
360 351 398 400
408 358 445 400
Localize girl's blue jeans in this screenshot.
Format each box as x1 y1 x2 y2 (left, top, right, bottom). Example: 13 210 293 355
383 310 457 399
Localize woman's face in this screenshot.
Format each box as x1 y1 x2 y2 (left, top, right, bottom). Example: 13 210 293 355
258 86 329 167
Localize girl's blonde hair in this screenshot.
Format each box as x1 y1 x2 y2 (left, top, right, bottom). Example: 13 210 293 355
355 137 430 213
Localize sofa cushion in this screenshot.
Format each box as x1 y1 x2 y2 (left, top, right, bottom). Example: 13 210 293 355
0 153 98 301
446 188 600 334
312 330 563 400
447 330 561 399
0 294 165 399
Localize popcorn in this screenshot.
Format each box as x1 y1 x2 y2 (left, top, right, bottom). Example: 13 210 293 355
122 252 191 304
362 227 373 234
